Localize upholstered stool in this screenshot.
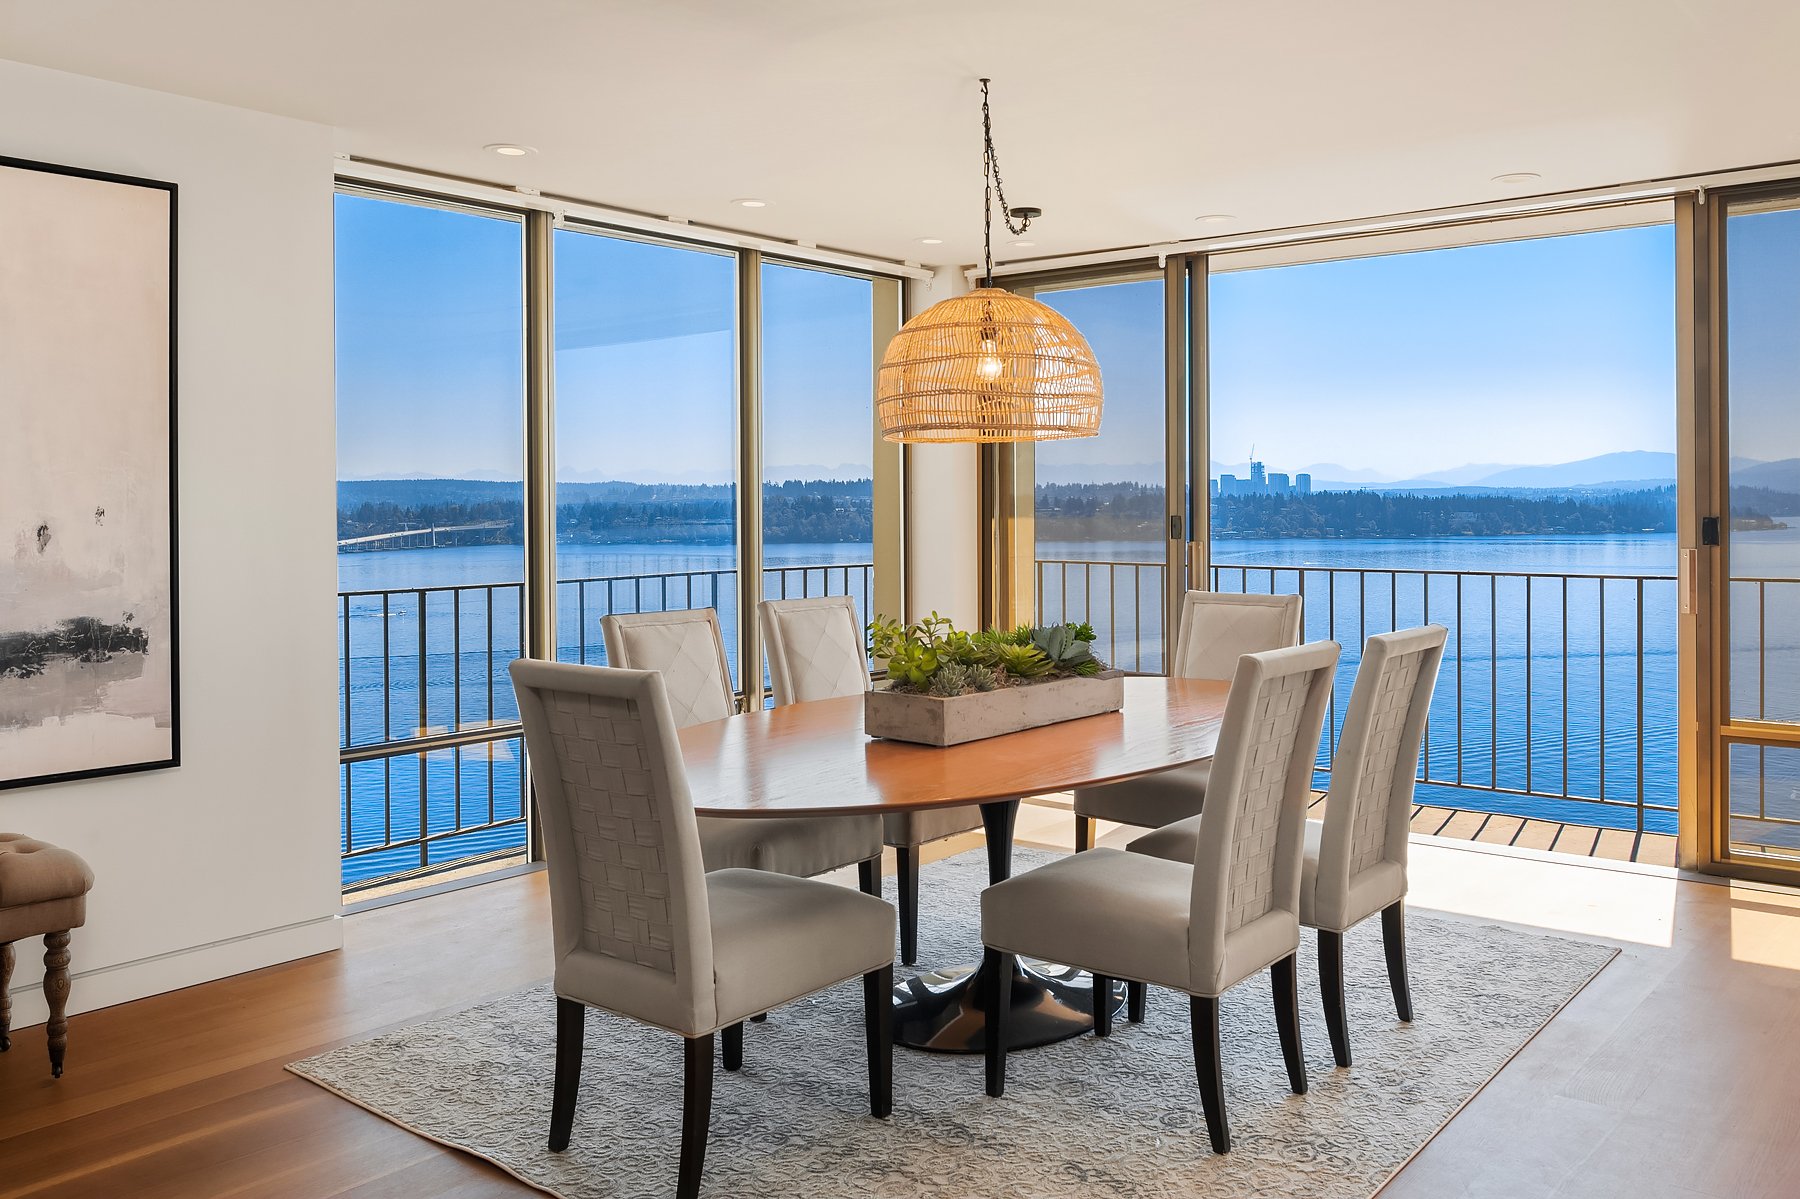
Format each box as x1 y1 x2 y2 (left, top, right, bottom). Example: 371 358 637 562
0 834 94 1077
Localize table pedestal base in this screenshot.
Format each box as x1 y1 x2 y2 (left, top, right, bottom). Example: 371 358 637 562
893 956 1125 1054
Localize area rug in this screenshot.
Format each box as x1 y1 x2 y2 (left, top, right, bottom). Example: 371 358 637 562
289 848 1616 1198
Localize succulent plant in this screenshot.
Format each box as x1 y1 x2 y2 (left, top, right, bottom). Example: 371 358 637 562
991 641 1053 679
965 663 1004 692
1030 623 1102 676
928 662 974 697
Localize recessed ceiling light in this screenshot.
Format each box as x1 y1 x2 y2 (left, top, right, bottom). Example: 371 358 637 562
733 197 768 208
917 237 944 245
1492 171 1541 185
1195 214 1236 223
484 143 534 157
1010 240 1036 248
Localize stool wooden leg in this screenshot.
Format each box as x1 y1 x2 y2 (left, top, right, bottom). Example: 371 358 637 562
1 941 13 1052
44 931 71 1078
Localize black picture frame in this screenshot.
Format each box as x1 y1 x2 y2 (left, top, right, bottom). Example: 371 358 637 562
0 154 180 790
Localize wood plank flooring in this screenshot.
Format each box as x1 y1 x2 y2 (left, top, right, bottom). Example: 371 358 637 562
3 822 1796 1197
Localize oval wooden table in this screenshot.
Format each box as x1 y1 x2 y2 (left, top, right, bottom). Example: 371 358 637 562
679 676 1229 1054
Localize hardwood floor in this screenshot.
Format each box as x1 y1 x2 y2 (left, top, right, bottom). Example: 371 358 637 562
4 826 1799 1197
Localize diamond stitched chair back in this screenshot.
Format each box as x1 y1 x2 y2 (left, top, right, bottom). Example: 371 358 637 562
1072 590 1303 850
601 607 886 889
759 595 871 706
509 659 897 1199
599 609 737 728
979 641 1340 1155
759 595 985 967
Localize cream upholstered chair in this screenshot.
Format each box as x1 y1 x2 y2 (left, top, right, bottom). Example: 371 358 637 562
981 641 1340 1154
601 608 884 890
1072 591 1303 852
509 660 895 1199
759 595 984 965
1131 625 1447 1067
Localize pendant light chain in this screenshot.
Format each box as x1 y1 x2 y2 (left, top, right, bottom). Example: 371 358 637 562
980 78 1033 287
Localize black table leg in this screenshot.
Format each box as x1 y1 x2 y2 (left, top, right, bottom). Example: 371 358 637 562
892 798 1124 1054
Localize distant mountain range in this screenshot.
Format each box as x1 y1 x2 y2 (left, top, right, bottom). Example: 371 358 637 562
1043 451 1800 496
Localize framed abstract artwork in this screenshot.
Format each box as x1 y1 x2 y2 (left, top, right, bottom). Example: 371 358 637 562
0 155 179 789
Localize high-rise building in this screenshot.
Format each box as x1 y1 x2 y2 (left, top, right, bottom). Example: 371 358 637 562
1297 472 1313 495
1218 473 1239 496
1268 472 1291 494
1249 459 1267 491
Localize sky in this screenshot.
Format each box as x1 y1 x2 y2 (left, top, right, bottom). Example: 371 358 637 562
335 192 875 484
337 198 1795 488
1039 223 1680 483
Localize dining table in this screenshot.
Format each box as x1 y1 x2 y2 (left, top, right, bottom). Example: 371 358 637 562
678 675 1230 1054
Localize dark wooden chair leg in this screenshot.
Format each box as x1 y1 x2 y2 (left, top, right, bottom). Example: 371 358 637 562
1127 981 1146 1023
983 947 1013 1098
1092 974 1113 1038
43 931 70 1079
1 941 13 1052
1190 994 1230 1154
896 844 920 967
679 1033 714 1199
1318 929 1351 1067
981 800 1018 884
1382 901 1414 1022
1271 953 1307 1094
548 997 585 1151
1074 814 1093 852
863 963 893 1117
858 856 881 898
721 1022 743 1072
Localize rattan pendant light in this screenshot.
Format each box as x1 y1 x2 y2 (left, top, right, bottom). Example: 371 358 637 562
877 80 1103 443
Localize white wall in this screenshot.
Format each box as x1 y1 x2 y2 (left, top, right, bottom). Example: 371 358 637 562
0 60 340 1027
904 267 982 627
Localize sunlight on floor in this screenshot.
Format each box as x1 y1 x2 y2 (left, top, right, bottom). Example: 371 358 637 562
1406 840 1679 948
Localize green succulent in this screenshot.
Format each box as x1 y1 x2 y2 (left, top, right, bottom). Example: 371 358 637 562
991 641 1053 679
928 662 974 697
1030 623 1102 677
965 663 1004 692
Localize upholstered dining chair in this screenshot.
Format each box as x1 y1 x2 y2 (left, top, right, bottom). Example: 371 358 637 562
1072 590 1303 852
759 595 984 966
509 660 896 1199
601 608 885 891
1130 625 1447 1068
980 640 1340 1154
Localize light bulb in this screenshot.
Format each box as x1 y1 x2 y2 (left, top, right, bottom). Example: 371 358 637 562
976 337 1004 382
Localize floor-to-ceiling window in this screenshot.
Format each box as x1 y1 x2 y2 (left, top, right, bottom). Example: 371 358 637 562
334 191 529 892
1030 277 1169 671
1207 221 1679 856
335 187 909 896
552 227 741 678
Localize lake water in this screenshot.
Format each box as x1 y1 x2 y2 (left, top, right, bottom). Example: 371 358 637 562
337 530 1800 885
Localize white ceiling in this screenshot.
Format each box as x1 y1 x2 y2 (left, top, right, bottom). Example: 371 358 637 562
3 0 1797 268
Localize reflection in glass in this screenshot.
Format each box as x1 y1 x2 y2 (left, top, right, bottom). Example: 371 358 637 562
552 228 739 679
1033 280 1166 671
760 262 877 652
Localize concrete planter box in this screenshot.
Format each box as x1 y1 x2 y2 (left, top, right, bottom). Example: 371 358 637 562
864 671 1125 747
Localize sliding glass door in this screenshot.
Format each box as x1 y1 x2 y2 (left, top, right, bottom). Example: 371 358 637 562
1716 188 1800 875
1028 275 1178 672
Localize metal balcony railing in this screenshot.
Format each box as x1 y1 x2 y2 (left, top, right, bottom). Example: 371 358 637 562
1037 557 1699 845
337 562 875 891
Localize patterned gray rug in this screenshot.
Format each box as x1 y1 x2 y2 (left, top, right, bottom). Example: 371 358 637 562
290 848 1616 1199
